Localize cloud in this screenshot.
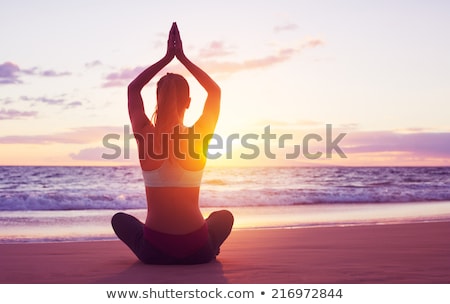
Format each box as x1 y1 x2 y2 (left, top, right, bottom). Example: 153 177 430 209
85 60 103 68
65 101 83 108
39 70 71 77
69 146 137 162
102 38 324 87
252 119 321 128
0 97 14 105
252 126 450 161
0 125 125 144
343 130 450 157
199 53 289 74
69 147 110 161
0 62 21 84
304 39 324 48
102 66 145 88
18 95 82 108
20 96 65 105
23 67 71 77
274 23 298 33
0 62 71 85
0 108 38 120
198 41 233 58
198 39 323 75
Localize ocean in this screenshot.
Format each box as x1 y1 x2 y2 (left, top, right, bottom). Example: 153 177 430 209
1 166 450 243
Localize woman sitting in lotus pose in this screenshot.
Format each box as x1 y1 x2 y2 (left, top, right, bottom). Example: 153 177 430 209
111 23 233 264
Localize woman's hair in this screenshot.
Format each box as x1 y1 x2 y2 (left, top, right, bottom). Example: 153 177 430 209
152 73 190 133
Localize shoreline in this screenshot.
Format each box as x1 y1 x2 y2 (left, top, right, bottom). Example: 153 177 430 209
2 218 450 245
1 221 450 283
2 201 450 244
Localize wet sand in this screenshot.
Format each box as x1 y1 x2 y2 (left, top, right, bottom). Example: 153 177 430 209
1 221 449 284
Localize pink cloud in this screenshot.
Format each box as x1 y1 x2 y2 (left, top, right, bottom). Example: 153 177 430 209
201 41 322 74
69 146 137 162
201 52 289 74
304 39 324 48
102 38 324 87
274 23 298 33
0 126 124 144
69 147 108 161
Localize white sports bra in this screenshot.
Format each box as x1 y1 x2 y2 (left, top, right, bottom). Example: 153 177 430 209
142 159 203 188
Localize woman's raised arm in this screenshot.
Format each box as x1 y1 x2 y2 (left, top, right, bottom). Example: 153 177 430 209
128 24 177 132
173 23 221 133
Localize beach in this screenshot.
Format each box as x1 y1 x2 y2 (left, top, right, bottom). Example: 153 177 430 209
1 221 449 284
1 166 450 284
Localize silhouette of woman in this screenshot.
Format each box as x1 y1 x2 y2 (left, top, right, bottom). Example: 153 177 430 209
111 23 233 264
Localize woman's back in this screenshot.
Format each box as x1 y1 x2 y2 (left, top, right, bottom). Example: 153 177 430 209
138 124 207 234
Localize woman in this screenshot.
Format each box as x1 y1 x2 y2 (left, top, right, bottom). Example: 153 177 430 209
111 23 233 264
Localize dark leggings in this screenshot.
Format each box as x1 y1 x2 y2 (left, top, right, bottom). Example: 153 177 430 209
111 210 234 265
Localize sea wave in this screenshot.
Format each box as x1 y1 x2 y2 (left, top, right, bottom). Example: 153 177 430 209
0 166 449 211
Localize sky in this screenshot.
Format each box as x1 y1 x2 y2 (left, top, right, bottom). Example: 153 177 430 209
1 0 450 166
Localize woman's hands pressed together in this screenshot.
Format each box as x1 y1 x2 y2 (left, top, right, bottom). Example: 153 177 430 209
166 22 185 61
